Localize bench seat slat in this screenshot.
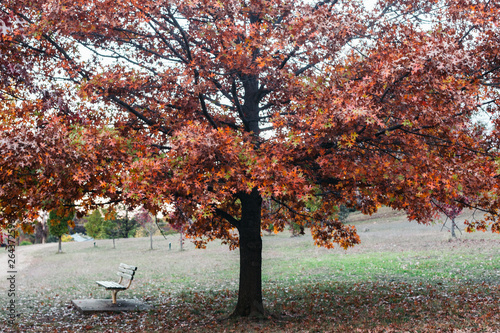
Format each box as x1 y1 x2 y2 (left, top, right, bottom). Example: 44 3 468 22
96 281 127 290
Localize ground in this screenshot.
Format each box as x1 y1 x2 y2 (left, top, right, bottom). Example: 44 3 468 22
0 207 499 332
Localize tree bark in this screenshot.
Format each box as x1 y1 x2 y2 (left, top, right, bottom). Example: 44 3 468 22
58 236 62 253
42 222 47 244
35 222 44 244
231 188 265 317
35 215 48 244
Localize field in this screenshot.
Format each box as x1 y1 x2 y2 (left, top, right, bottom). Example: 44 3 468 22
1 207 499 332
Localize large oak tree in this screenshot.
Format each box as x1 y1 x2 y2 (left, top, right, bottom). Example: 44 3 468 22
1 0 499 316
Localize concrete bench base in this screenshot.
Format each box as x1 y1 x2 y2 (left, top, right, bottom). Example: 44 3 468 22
72 299 151 314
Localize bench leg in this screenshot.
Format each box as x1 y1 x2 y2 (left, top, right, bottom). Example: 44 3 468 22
111 290 119 304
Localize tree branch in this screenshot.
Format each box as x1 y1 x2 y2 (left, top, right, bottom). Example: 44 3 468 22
214 208 241 228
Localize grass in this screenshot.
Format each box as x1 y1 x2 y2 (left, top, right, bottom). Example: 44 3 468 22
1 207 499 332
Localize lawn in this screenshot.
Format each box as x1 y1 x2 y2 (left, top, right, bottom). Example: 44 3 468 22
1 208 499 332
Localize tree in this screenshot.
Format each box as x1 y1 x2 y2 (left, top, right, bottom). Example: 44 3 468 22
135 207 157 250
433 197 470 238
48 209 74 253
84 209 115 240
112 207 139 239
84 210 104 239
35 211 49 244
106 217 120 249
1 0 500 317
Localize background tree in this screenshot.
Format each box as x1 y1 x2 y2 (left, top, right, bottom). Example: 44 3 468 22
432 197 470 238
135 207 157 250
112 208 139 239
48 209 74 253
84 209 115 240
106 219 120 249
84 210 104 239
1 0 500 317
34 211 49 244
104 208 138 248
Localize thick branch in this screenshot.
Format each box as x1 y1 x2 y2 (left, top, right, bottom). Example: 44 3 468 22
214 208 241 228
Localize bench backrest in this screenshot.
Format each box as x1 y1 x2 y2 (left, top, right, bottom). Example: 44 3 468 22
117 263 137 282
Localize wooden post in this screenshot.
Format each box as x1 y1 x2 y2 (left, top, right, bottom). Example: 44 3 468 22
112 290 118 304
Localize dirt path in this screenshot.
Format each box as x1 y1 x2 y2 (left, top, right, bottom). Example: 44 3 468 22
0 242 54 282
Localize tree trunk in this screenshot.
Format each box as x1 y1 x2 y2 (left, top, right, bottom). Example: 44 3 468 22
35 222 44 244
58 236 62 253
451 218 457 238
42 222 47 244
150 231 153 250
231 188 265 317
36 212 48 244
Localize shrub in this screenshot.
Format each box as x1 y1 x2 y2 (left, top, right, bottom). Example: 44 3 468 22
20 240 32 246
61 234 74 242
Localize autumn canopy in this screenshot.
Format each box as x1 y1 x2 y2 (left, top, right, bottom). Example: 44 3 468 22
1 0 499 316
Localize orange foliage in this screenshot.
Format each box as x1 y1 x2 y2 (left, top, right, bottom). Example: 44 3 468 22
1 0 499 243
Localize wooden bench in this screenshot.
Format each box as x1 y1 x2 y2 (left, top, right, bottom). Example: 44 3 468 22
96 263 137 304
